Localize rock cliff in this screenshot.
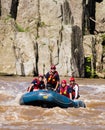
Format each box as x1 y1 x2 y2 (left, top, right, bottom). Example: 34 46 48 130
0 0 105 78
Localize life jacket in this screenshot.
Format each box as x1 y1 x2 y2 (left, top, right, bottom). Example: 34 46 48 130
60 85 70 98
47 71 58 85
38 81 45 89
69 83 79 99
32 78 39 90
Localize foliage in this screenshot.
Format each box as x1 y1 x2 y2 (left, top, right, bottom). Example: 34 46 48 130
84 57 97 78
85 57 91 78
15 23 25 32
101 34 105 41
86 57 91 62
4 15 12 22
53 0 57 4
91 69 98 78
15 23 29 32
38 21 46 27
85 65 91 73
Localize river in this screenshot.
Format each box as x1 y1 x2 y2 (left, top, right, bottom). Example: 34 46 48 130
0 76 105 130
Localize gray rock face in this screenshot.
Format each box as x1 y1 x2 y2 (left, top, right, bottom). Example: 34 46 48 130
14 33 36 76
96 0 105 32
0 0 105 78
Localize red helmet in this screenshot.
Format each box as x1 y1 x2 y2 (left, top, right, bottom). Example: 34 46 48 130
69 77 75 81
51 65 56 70
61 80 67 84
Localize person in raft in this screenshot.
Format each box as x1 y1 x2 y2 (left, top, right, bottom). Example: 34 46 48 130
58 80 72 99
27 74 45 92
44 64 60 91
69 77 80 100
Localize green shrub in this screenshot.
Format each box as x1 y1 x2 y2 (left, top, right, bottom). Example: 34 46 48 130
15 23 25 32
101 34 105 41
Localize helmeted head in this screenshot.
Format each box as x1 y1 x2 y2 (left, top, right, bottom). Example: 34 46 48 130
38 74 44 81
51 65 56 70
61 80 67 87
50 64 56 73
69 77 75 83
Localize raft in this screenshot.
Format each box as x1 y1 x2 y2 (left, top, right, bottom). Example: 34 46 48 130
19 90 86 108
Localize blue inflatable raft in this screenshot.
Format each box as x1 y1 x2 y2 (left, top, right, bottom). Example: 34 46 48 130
19 90 86 108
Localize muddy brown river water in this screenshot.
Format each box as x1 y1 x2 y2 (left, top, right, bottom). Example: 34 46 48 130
0 76 105 130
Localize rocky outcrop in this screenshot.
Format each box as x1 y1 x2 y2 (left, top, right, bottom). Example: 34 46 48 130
96 0 105 32
14 33 37 76
83 0 105 78
0 0 105 78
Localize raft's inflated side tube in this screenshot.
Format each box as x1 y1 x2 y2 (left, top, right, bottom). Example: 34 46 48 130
73 100 86 108
19 90 86 108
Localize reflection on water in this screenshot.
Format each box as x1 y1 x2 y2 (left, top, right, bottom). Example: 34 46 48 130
0 77 105 130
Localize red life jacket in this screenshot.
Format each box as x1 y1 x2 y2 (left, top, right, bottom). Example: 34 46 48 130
47 71 58 85
69 83 79 99
60 85 70 98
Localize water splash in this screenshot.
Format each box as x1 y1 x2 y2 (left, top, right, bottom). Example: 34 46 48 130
0 78 105 130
